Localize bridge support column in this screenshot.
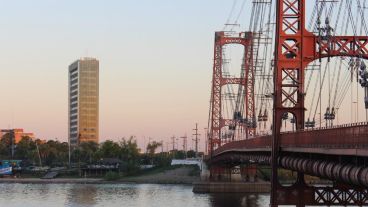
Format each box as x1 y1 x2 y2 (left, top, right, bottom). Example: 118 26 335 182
209 166 231 182
194 164 271 193
272 0 368 205
208 32 254 155
240 164 258 182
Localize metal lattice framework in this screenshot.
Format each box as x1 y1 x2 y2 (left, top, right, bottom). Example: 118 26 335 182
209 31 254 155
271 0 368 206
315 187 368 206
275 182 368 206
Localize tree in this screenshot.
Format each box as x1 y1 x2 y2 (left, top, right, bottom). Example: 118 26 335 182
120 137 140 161
146 141 162 155
145 141 162 166
56 142 69 165
174 150 186 159
120 136 141 172
153 152 172 167
0 133 13 158
46 140 68 166
79 141 99 163
37 140 52 166
34 139 69 166
15 136 37 161
98 140 121 158
187 150 196 158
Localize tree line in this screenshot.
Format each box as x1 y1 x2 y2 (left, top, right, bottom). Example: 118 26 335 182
0 135 199 171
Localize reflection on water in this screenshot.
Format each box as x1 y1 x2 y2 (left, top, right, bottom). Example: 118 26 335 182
0 183 270 207
67 185 97 206
209 193 270 207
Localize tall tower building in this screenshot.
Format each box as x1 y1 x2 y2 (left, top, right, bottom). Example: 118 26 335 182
68 57 99 146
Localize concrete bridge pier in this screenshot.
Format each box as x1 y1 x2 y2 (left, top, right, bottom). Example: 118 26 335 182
193 164 270 193
240 164 258 182
200 164 262 182
209 166 232 182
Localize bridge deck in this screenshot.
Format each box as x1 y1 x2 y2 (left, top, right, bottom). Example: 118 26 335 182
213 122 368 157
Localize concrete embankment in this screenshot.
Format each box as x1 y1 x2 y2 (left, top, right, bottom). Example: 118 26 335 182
193 182 271 193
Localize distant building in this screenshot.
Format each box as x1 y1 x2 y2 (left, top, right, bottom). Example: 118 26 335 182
0 129 35 144
68 57 99 146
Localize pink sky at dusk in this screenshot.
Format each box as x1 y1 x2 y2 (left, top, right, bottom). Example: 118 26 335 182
0 0 241 151
0 1 365 152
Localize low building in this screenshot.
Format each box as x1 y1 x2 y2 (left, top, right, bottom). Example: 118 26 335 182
171 158 202 170
82 158 124 177
0 129 35 144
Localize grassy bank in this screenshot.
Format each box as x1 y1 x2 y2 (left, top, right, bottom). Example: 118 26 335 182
118 165 200 184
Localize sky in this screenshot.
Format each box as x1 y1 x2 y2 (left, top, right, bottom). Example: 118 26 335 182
0 0 258 151
0 0 360 151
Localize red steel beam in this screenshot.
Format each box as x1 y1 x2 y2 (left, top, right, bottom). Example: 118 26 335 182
213 122 368 156
272 0 368 206
209 31 254 155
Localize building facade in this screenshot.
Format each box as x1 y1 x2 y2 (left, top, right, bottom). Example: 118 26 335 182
68 57 99 146
0 129 35 144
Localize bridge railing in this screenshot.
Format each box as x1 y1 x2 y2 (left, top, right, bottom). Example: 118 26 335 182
281 122 368 148
212 122 368 156
213 135 271 156
283 122 368 133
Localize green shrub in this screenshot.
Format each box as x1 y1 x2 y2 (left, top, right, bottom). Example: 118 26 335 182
188 165 200 176
104 171 120 181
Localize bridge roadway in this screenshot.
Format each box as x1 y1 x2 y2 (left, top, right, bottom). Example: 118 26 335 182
209 122 368 187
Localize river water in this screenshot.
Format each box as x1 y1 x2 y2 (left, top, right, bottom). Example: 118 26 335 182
0 183 270 207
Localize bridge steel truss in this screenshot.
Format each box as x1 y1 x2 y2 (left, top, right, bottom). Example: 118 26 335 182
272 0 368 206
209 31 255 155
210 150 368 206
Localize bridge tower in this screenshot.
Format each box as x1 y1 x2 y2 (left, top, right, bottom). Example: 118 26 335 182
272 0 368 206
208 31 254 155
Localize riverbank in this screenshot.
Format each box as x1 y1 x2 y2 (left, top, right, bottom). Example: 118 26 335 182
193 181 271 193
119 165 200 184
0 166 200 185
0 177 196 185
0 178 105 184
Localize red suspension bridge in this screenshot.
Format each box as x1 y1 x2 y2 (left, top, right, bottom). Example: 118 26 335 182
205 0 368 206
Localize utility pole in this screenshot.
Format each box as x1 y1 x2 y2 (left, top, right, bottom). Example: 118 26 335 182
180 134 187 158
192 123 200 157
10 130 14 159
160 140 164 153
171 136 176 159
165 142 169 152
204 128 208 155
35 140 42 167
148 137 152 145
143 136 146 154
171 136 176 151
